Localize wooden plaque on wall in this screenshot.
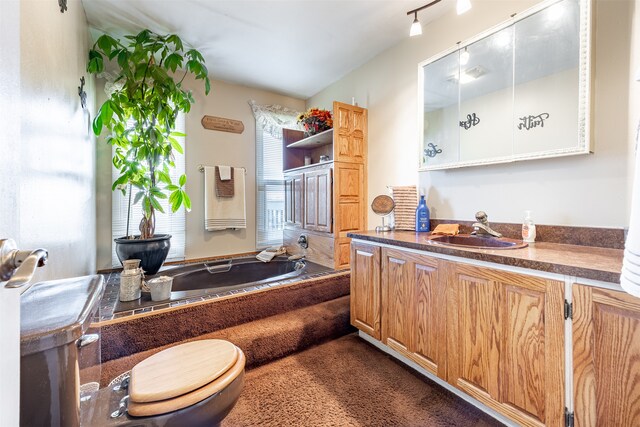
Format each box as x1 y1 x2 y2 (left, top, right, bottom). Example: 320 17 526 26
201 115 245 134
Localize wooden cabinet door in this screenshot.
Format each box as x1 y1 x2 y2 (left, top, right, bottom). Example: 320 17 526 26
381 248 446 379
573 285 640 427
381 249 412 355
350 242 381 339
333 162 365 269
303 168 332 233
333 101 367 164
284 173 303 227
447 263 565 427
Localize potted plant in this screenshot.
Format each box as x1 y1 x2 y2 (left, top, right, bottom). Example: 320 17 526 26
87 29 210 274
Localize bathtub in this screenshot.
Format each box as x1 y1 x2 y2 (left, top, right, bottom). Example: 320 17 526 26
113 256 332 313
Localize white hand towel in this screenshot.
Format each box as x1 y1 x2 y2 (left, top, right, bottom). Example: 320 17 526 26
621 119 640 297
204 166 246 231
218 165 232 181
256 246 286 263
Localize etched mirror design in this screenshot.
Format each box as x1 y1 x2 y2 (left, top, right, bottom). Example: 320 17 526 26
418 0 590 171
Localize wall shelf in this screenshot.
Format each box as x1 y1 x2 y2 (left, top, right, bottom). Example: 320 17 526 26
286 129 333 149
283 160 333 174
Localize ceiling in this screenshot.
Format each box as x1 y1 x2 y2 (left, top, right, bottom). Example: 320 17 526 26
82 0 454 99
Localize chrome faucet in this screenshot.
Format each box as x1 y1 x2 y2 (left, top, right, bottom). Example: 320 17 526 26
471 211 502 238
0 238 48 291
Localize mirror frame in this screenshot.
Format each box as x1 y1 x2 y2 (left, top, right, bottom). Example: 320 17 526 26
417 0 592 171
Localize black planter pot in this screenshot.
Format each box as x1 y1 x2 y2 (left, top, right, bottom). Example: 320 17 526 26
114 234 171 275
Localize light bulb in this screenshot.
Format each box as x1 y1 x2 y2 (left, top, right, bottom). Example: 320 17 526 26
410 16 422 37
457 0 471 15
460 49 470 65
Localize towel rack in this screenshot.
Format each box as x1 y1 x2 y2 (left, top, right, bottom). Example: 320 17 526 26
198 164 246 174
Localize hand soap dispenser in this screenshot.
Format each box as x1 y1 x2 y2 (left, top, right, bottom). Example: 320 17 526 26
522 210 536 243
415 193 430 232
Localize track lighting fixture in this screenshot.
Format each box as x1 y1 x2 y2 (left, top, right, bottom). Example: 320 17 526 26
408 0 471 37
456 0 472 15
460 47 470 65
410 12 422 36
407 0 441 37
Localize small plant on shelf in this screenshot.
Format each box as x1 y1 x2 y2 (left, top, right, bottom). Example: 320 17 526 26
297 107 333 136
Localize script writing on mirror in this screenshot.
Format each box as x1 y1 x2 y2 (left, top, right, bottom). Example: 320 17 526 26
518 113 550 131
459 113 480 130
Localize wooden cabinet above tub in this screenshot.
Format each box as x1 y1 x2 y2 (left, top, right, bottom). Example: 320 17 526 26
283 102 367 270
349 236 629 427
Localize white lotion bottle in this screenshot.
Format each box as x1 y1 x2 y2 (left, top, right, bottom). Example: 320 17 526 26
522 210 536 243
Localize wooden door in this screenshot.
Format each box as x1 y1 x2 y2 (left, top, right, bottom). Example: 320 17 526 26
333 162 365 269
381 248 446 378
447 263 565 427
303 168 332 233
350 242 381 339
333 101 367 164
284 173 303 227
573 285 640 427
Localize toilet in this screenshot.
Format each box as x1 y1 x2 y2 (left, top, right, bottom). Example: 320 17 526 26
81 339 246 426
20 276 245 427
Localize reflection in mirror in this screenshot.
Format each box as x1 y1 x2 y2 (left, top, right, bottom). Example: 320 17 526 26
418 0 590 171
514 0 580 155
422 52 459 167
459 27 514 162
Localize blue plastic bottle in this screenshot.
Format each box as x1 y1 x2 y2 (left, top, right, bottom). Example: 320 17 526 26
416 195 430 232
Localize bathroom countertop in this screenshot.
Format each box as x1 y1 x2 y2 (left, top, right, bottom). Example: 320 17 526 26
347 230 623 284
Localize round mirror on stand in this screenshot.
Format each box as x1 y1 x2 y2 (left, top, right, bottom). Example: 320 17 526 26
371 195 395 232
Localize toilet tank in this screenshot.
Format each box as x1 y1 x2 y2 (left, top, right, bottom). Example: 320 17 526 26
20 275 104 427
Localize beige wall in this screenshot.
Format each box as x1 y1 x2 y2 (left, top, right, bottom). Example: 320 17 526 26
629 0 640 209
309 0 635 228
0 0 96 281
95 76 304 268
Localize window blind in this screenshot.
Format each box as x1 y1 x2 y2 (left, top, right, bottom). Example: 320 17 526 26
256 126 284 248
111 114 186 267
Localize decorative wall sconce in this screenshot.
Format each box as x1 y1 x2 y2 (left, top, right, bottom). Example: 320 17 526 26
78 77 87 110
59 0 67 13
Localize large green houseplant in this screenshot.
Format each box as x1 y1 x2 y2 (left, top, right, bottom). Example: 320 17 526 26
88 29 210 273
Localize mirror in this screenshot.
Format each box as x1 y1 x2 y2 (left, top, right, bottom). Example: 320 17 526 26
418 0 590 171
371 195 395 232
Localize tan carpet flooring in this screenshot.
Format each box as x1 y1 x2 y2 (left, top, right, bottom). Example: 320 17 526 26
222 334 503 427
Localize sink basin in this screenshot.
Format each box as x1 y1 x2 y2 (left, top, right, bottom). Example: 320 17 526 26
428 234 528 250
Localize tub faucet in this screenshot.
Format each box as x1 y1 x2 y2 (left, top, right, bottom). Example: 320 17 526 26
471 211 502 238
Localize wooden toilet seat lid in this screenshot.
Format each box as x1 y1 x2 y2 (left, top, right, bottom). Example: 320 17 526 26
129 339 239 403
127 347 246 417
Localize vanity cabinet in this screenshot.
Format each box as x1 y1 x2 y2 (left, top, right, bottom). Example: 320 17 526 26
283 101 367 270
446 263 565 427
573 285 640 427
350 242 381 339
350 242 566 427
381 248 447 378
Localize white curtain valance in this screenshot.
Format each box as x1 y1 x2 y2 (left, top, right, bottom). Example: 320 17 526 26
248 100 302 140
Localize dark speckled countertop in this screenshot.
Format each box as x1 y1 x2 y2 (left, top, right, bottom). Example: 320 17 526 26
347 230 623 284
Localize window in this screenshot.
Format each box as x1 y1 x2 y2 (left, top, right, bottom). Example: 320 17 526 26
111 114 186 266
256 127 284 248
